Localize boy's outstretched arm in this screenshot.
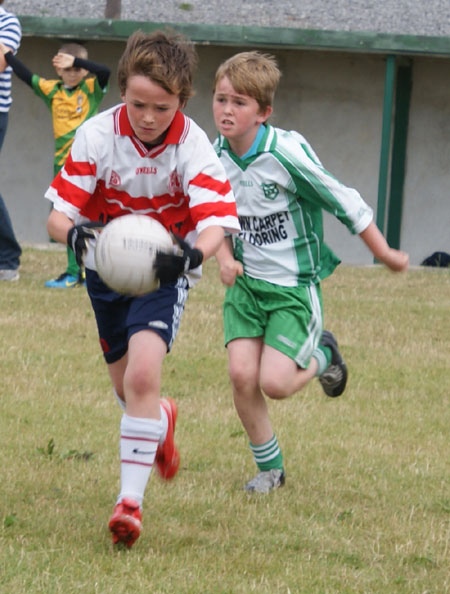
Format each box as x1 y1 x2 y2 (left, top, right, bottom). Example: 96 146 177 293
216 236 244 286
194 225 225 261
359 221 409 272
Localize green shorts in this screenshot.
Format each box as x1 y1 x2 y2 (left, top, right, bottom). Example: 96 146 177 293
223 274 323 369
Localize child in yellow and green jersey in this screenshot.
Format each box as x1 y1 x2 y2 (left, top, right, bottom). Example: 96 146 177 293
0 41 110 287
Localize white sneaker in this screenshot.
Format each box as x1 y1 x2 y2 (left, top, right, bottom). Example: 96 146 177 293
244 469 285 494
0 269 19 281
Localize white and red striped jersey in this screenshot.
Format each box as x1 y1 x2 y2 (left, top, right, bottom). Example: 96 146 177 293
45 103 240 275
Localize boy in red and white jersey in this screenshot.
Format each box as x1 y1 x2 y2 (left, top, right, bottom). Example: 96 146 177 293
46 30 240 548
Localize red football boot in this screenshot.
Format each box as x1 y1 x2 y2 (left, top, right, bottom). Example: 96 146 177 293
108 497 142 548
155 397 180 480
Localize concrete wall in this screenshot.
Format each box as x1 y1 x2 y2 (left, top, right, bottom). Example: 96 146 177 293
1 36 448 265
401 58 450 261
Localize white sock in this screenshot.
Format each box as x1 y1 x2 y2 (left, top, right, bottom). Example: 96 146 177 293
113 388 126 411
118 414 163 507
313 347 328 376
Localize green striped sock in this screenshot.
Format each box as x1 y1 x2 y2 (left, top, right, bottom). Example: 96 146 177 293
250 434 284 472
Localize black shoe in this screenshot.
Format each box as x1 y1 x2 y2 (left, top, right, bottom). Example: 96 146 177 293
318 330 348 397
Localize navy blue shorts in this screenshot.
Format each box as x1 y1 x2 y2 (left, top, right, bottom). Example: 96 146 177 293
85 269 189 364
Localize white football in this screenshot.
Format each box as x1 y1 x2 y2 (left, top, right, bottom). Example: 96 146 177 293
95 215 173 295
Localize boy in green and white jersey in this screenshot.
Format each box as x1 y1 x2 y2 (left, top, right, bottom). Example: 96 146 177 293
213 51 409 494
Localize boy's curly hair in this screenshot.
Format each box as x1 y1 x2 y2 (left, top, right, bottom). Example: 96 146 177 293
118 30 197 105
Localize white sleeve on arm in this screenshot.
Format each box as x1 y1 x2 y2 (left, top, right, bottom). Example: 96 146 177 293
179 123 240 235
290 138 374 234
44 124 99 221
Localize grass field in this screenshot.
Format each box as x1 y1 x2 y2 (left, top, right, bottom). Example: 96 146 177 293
0 248 449 594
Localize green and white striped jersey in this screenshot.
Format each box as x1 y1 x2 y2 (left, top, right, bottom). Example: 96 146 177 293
214 125 373 287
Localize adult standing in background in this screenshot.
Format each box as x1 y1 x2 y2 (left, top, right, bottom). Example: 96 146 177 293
0 0 21 281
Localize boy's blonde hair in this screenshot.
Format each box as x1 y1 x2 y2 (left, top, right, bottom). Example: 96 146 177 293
214 51 281 111
58 42 88 60
117 30 197 105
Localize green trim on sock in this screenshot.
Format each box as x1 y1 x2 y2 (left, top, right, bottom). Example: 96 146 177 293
250 435 284 472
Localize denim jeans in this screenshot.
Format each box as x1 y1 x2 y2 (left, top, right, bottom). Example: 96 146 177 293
0 111 21 270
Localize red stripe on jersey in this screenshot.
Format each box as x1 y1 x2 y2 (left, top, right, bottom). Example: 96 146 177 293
51 173 92 210
78 181 197 236
190 200 238 222
189 173 232 197
64 152 97 177
91 180 190 215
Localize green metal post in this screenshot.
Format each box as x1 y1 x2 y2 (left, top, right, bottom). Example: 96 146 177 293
387 61 412 249
376 54 397 235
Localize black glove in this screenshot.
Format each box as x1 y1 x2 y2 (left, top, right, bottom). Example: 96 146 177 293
67 221 105 267
154 234 203 285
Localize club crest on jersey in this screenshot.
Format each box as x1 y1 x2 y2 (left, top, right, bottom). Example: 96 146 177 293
261 182 279 200
109 170 121 186
168 170 183 194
